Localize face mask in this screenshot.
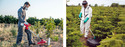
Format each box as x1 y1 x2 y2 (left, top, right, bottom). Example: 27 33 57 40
25 7 28 10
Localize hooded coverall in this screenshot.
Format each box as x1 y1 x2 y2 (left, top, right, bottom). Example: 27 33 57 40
16 7 33 44
79 5 92 37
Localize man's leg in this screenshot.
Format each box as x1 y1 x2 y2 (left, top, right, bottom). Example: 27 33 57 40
16 26 23 44
84 28 89 38
80 20 84 34
25 29 33 44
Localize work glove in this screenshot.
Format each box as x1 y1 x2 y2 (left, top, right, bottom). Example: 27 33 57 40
83 17 89 23
79 12 82 18
21 23 26 27
24 21 28 24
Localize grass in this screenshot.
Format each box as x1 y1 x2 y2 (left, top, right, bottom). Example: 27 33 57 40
0 24 63 47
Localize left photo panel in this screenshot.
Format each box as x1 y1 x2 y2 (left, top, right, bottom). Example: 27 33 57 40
0 0 63 47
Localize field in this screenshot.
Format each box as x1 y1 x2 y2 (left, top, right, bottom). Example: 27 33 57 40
66 6 125 47
0 23 63 47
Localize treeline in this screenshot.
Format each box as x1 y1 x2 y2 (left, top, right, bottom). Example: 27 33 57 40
66 3 125 7
0 15 18 24
111 3 125 7
94 3 125 7
0 15 63 26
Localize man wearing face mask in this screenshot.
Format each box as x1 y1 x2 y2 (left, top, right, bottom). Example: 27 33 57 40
16 2 35 46
79 1 92 39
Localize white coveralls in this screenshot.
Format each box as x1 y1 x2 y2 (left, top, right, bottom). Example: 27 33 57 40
80 5 92 37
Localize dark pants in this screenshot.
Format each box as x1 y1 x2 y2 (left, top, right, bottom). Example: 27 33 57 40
16 26 32 44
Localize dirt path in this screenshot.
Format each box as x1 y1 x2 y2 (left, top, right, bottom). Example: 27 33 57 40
21 32 63 47
80 31 93 47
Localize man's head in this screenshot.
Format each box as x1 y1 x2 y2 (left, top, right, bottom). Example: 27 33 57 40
82 1 88 8
24 2 30 10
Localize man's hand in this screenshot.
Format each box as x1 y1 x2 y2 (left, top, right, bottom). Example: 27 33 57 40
83 17 89 23
21 23 24 26
21 23 26 27
24 21 28 24
79 12 82 18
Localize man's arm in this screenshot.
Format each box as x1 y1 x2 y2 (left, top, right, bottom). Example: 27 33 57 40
79 8 83 18
18 11 25 23
79 12 82 18
84 7 92 23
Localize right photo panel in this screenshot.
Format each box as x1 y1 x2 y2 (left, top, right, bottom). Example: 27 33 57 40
66 0 125 47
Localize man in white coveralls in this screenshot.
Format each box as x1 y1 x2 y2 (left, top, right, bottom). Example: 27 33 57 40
79 0 92 39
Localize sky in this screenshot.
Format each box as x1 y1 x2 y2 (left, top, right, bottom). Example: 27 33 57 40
0 0 64 19
0 0 125 19
67 0 125 6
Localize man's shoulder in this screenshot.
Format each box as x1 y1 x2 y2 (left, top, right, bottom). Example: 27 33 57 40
18 7 23 12
87 6 92 9
88 6 92 10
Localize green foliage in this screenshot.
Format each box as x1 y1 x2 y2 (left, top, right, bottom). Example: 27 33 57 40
40 18 46 25
4 15 17 24
67 6 83 47
98 38 123 47
91 7 125 40
45 17 56 38
10 28 17 37
111 3 119 7
110 3 125 7
54 18 61 25
67 28 83 47
0 15 18 24
34 21 42 34
95 4 98 7
98 34 125 47
51 36 59 41
27 17 38 25
58 18 63 30
67 6 125 47
0 15 4 23
0 15 63 27
0 17 63 47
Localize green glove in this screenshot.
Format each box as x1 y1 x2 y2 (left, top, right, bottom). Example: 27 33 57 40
79 12 82 18
84 17 89 23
